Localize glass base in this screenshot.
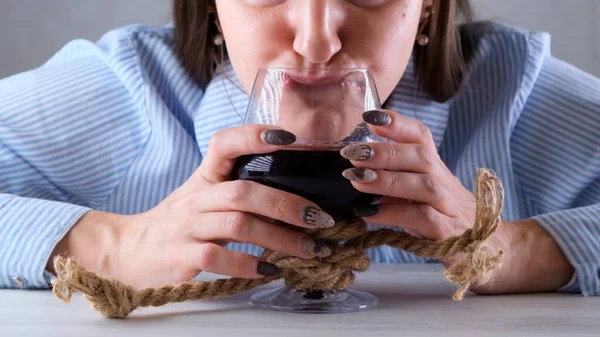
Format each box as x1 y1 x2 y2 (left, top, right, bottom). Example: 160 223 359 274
250 286 378 314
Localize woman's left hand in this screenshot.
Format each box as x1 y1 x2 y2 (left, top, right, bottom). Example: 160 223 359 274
340 109 478 241
340 109 576 295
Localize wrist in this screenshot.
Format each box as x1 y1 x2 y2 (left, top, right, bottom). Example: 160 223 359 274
472 219 574 294
468 220 525 294
519 219 575 290
47 210 125 279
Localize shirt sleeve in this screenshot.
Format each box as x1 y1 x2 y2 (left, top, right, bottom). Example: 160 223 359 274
0 195 91 289
514 54 600 296
0 30 151 289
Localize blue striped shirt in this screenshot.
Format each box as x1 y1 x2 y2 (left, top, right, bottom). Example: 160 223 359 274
1 21 599 295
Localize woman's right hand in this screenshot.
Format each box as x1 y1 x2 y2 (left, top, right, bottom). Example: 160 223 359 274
49 126 335 289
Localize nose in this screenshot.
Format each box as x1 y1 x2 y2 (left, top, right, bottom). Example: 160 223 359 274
292 0 343 65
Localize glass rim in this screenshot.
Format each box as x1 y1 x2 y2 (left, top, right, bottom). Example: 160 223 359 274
254 67 373 72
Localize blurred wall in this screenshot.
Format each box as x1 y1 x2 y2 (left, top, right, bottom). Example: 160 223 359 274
0 0 598 79
0 0 170 78
473 0 600 77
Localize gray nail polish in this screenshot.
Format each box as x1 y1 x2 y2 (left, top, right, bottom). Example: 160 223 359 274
363 110 391 126
257 261 279 276
302 207 335 228
300 237 331 258
354 205 379 217
342 168 378 183
341 144 374 161
261 130 296 145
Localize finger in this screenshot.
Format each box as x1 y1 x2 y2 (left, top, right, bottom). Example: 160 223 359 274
194 125 296 184
342 168 453 216
189 212 331 259
195 180 335 229
353 202 455 240
185 243 279 279
362 109 435 148
340 142 441 173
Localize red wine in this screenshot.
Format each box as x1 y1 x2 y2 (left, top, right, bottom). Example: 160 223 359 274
234 149 379 219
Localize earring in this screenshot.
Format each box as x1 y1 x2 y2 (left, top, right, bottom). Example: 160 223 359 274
209 6 225 46
213 19 224 46
416 34 429 46
212 21 225 68
213 33 224 46
416 8 433 46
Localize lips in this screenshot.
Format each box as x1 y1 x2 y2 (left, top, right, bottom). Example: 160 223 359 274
285 71 349 87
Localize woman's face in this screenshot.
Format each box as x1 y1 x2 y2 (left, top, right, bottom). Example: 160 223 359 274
216 0 427 103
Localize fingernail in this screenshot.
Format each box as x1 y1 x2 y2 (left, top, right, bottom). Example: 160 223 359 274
302 207 335 228
300 237 331 258
363 110 391 126
261 129 296 145
354 205 379 217
341 144 374 161
342 168 378 183
257 261 279 276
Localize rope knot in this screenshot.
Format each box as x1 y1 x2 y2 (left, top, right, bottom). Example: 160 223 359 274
262 218 371 291
52 256 140 318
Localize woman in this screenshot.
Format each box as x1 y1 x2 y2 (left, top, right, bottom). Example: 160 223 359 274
0 0 598 296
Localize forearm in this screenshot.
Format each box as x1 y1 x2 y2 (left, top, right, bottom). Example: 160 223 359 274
46 211 124 280
471 219 574 294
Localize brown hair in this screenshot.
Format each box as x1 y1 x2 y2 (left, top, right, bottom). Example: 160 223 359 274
173 0 474 103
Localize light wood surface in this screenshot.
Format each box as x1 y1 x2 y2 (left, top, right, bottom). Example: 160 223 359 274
1 264 598 337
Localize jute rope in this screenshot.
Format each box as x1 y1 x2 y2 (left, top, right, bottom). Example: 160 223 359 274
51 168 505 318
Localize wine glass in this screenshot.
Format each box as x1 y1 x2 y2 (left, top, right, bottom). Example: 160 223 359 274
234 68 386 313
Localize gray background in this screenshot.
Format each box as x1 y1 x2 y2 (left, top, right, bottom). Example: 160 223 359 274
0 0 599 79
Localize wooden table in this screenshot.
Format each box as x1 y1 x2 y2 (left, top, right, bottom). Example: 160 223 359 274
2 264 598 337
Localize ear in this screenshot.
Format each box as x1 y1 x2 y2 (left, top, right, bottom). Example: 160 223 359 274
421 0 434 19
422 0 434 11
